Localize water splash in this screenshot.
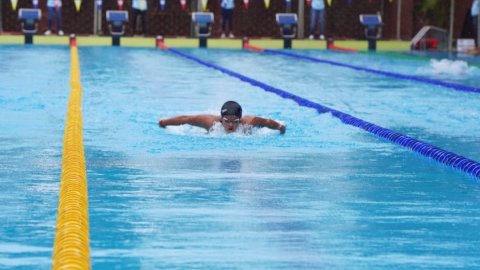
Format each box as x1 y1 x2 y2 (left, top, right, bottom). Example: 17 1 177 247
165 122 280 137
423 59 476 76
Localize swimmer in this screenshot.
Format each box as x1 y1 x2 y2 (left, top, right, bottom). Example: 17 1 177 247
159 101 286 134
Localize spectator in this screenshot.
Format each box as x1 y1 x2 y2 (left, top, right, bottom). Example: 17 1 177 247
220 0 235 38
44 0 63 36
473 0 479 46
309 0 325 40
131 0 148 36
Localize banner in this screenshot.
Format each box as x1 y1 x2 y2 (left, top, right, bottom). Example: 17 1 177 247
264 0 270 9
285 0 291 10
74 0 81 11
10 0 18 11
201 0 208 10
180 0 186 10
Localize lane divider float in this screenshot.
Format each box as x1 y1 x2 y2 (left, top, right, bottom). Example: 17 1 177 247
326 38 358 53
242 38 265 52
156 35 169 50
52 38 91 269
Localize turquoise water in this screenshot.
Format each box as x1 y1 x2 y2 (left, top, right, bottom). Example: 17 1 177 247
186 49 480 160
404 50 480 66
1 46 480 269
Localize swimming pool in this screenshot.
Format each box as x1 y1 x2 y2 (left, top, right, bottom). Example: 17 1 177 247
1 45 480 269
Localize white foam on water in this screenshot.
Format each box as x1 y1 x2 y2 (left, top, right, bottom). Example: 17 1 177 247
417 59 476 76
165 121 281 137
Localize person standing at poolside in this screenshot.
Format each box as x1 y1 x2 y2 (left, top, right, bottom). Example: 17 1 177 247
159 101 286 134
220 0 235 38
473 0 479 46
131 0 148 36
309 0 325 40
44 0 64 36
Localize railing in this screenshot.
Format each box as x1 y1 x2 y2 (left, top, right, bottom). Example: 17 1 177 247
410 26 448 50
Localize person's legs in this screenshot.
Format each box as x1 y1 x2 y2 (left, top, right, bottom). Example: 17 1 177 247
473 16 478 47
141 10 147 35
318 9 324 38
226 9 233 36
309 9 318 38
221 8 227 37
47 7 54 30
56 7 63 33
131 9 140 35
142 10 148 35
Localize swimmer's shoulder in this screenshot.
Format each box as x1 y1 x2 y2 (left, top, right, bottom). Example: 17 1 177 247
207 114 222 124
240 115 255 125
189 114 221 130
196 114 220 120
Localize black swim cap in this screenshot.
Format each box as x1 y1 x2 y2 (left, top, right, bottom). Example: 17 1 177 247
221 101 242 117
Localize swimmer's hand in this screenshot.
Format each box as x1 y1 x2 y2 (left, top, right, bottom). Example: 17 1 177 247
159 119 166 128
279 124 286 134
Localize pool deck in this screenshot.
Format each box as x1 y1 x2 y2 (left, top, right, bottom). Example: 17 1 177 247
0 33 411 51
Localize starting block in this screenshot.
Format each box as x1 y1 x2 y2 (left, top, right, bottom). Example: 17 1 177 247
359 14 383 51
192 12 214 48
18 8 41 44
106 10 129 46
276 13 297 49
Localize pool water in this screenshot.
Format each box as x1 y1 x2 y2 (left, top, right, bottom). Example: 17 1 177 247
1 46 480 269
185 49 480 160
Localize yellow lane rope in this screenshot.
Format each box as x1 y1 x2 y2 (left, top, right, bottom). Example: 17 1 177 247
52 45 90 270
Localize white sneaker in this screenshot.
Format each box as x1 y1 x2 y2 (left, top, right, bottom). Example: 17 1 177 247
44 30 51 35
220 33 226 38
58 30 64 36
228 33 234 38
319 34 325 40
308 34 314 40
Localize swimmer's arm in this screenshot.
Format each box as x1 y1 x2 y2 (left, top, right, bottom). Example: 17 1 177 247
248 116 286 134
159 115 218 130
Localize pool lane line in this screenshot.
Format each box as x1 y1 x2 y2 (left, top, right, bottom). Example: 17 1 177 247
167 48 480 180
263 49 480 94
52 44 91 269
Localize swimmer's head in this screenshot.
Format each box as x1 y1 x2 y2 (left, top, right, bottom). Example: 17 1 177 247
220 101 242 133
221 101 242 118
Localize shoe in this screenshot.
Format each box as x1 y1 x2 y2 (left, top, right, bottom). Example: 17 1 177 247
58 30 64 36
220 33 226 38
308 34 314 40
228 33 234 38
320 34 325 40
44 30 51 35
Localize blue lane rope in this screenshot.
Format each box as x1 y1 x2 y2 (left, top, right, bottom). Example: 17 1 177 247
264 49 480 94
168 48 480 180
